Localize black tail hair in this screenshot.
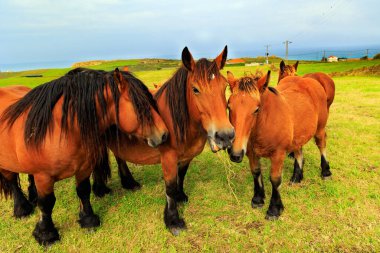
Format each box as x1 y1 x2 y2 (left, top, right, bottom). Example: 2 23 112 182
0 173 19 199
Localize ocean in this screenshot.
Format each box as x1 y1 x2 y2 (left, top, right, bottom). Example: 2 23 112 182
1 47 379 72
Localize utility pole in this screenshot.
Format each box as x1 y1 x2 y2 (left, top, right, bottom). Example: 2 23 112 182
283 40 292 63
323 50 326 62
265 45 270 64
366 49 369 59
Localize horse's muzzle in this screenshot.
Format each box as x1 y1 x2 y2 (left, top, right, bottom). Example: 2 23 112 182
213 129 235 149
147 131 169 148
227 148 244 163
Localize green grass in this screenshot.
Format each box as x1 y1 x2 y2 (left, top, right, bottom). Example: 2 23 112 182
0 61 379 252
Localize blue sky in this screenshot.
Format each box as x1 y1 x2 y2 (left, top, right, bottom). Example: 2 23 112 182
0 0 379 65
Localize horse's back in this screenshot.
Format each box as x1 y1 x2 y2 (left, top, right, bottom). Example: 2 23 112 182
303 72 335 107
0 85 31 110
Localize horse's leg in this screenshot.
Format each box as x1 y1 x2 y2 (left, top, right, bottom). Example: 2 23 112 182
315 129 332 179
116 157 141 191
92 148 112 197
11 173 34 218
161 149 186 235
32 174 59 245
175 161 190 203
248 154 265 208
290 148 304 183
76 175 100 228
0 170 33 218
28 175 38 207
266 151 285 220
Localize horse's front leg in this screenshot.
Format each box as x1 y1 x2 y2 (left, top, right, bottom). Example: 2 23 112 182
32 174 60 245
161 148 186 235
176 161 191 203
266 151 286 220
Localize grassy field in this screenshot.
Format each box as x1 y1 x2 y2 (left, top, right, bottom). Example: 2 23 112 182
0 60 379 252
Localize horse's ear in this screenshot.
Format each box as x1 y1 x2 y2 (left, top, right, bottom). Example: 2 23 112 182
294 61 299 71
114 68 122 82
214 45 228 70
182 47 195 71
257 70 271 93
227 71 237 90
280 60 285 72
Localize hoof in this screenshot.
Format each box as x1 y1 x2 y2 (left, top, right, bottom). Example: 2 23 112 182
321 170 332 179
14 200 34 218
175 192 189 203
265 213 280 221
167 219 186 236
92 184 112 198
121 180 141 191
33 222 60 246
251 197 264 209
78 213 100 228
290 172 303 184
265 204 284 220
322 175 332 180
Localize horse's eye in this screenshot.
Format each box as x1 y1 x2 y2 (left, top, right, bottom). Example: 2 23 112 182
192 87 200 94
253 107 260 114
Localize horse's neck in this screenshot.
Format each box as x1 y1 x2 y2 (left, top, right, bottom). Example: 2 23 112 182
156 87 205 150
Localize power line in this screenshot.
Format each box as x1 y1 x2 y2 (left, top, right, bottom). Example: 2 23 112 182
283 40 292 63
265 45 270 64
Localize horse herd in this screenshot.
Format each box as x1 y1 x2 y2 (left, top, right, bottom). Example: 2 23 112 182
0 46 335 245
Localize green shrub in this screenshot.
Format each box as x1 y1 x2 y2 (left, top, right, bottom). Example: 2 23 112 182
373 53 380 59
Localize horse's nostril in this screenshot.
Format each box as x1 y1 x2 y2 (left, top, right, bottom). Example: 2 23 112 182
229 130 235 140
161 132 168 143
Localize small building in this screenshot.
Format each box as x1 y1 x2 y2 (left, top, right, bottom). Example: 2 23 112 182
245 62 260 67
226 58 246 65
327 56 338 62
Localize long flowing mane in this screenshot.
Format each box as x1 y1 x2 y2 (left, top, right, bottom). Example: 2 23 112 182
1 68 156 157
155 59 220 142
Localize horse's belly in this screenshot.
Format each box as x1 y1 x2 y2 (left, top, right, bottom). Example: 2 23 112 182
112 141 161 165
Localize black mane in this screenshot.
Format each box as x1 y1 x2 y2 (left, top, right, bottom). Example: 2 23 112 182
155 58 219 143
1 68 156 159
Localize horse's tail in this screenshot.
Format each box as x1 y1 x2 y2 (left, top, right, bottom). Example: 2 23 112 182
92 146 112 185
0 172 18 199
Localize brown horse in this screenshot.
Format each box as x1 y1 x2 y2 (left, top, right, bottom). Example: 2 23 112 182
278 60 335 108
0 68 168 245
92 46 235 235
227 70 331 220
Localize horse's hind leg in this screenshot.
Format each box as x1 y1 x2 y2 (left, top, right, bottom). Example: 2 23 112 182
76 175 100 228
0 171 34 218
266 151 285 220
32 175 59 245
290 148 304 183
12 174 34 218
117 157 141 191
248 154 265 208
315 129 332 179
28 175 38 207
175 161 191 203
